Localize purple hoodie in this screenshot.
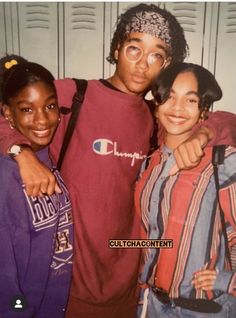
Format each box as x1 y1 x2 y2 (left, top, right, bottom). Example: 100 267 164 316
0 147 73 318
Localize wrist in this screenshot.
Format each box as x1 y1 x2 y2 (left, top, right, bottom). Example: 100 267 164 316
197 127 214 147
8 144 33 160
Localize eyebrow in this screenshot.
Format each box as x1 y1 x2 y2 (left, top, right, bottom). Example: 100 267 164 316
185 91 199 97
16 94 57 106
126 37 167 52
170 88 199 97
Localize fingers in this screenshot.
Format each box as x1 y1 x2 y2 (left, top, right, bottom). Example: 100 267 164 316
173 125 212 170
25 174 61 197
16 149 61 197
174 139 204 170
192 270 217 291
45 174 61 196
25 181 42 197
25 179 61 197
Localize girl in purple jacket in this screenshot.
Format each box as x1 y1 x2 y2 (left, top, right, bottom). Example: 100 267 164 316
0 56 73 318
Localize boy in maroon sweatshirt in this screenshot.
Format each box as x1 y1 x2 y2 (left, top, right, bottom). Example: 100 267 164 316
0 4 236 318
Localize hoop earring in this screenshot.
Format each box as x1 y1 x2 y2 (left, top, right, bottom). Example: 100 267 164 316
9 120 15 129
4 116 15 129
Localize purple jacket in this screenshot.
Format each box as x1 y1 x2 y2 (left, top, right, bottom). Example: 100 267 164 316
0 148 73 318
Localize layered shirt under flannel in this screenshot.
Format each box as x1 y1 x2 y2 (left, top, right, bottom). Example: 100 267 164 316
135 145 236 300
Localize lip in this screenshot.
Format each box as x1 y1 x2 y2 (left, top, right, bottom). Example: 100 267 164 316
132 73 147 83
31 129 51 138
166 114 188 125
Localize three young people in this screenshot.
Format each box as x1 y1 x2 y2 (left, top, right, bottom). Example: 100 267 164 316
0 4 236 318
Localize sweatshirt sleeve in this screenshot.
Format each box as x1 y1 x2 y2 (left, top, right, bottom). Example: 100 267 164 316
54 77 76 108
0 226 35 318
194 111 236 147
0 160 34 317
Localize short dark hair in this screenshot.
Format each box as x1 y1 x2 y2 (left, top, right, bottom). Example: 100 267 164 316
152 62 222 110
1 61 55 105
107 3 188 65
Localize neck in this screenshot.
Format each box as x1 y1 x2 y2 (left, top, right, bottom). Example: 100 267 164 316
106 76 129 94
107 74 143 96
164 132 192 149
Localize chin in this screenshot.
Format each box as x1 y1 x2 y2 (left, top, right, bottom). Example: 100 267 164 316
129 85 147 95
32 139 51 149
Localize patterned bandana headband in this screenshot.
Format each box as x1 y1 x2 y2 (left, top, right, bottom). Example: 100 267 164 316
125 11 172 46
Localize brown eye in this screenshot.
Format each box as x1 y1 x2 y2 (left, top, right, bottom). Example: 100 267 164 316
21 108 32 113
46 104 57 110
188 98 198 104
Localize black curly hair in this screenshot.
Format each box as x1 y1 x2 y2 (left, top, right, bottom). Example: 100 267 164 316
107 3 188 65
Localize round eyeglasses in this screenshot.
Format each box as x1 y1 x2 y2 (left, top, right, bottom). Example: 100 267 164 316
124 44 168 69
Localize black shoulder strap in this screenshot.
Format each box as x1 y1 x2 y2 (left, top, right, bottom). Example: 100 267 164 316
212 145 231 261
212 145 226 209
57 79 88 171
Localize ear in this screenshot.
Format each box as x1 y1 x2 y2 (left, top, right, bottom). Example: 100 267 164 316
154 103 159 119
114 49 119 60
2 104 11 119
114 43 121 61
2 104 15 128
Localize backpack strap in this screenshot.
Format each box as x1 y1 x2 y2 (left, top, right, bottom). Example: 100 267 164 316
57 79 88 170
212 145 231 261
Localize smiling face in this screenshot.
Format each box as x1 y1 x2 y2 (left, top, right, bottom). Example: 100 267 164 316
4 81 59 152
110 32 170 96
156 71 201 149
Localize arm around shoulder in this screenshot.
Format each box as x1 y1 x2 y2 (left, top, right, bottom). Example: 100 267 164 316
197 111 236 147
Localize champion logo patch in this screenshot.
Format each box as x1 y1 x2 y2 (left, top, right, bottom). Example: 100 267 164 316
92 138 146 166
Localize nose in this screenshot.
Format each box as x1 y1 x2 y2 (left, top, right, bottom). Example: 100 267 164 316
171 98 184 110
136 54 149 70
34 110 48 126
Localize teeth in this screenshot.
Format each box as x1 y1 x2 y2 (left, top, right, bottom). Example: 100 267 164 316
167 115 186 124
32 129 50 137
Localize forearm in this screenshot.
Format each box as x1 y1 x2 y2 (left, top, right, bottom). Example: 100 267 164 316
194 111 236 146
0 116 30 154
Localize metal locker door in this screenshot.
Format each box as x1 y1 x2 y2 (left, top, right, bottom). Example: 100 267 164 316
63 2 105 80
16 2 59 78
213 2 236 113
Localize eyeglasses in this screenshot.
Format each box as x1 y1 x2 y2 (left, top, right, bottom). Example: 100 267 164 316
124 44 168 69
